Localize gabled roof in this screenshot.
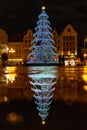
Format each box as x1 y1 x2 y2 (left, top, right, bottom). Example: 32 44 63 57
61 24 77 35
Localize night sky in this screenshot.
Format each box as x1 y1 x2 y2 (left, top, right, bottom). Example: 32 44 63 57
0 0 87 37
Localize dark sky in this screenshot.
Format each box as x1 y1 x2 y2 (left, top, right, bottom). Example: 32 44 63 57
0 0 87 37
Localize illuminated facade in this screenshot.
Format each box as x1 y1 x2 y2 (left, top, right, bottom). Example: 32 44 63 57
61 24 77 58
0 24 78 65
0 29 8 64
53 24 77 65
8 42 23 65
23 29 33 62
7 29 33 65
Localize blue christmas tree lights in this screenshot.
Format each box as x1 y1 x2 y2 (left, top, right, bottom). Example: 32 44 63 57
28 66 57 124
27 6 58 65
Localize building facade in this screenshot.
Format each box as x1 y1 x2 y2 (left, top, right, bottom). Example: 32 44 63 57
0 29 8 65
60 24 77 58
53 24 78 65
8 42 23 65
7 29 33 65
0 25 78 66
22 29 33 63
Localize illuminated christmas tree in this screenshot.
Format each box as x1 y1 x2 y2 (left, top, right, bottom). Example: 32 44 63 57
27 6 58 65
28 66 57 124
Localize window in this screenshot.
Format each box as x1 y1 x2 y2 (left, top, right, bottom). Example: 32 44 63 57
67 28 71 32
58 40 60 43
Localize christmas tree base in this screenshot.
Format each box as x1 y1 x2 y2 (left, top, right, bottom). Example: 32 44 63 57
24 62 59 66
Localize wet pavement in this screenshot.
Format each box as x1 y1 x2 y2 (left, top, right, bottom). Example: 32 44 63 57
0 66 87 130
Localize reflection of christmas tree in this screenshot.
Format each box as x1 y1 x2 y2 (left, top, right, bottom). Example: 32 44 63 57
27 6 58 65
28 66 57 124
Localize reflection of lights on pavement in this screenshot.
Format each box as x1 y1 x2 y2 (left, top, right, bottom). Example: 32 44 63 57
0 96 8 103
6 112 23 124
29 66 57 123
70 59 75 66
67 77 74 80
82 67 87 83
82 74 87 83
83 66 87 71
83 85 87 92
8 74 16 82
5 67 17 84
3 96 8 102
42 120 46 125
6 74 17 84
64 60 69 66
81 67 87 83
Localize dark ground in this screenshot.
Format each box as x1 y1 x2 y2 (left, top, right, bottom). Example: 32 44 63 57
0 99 87 130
